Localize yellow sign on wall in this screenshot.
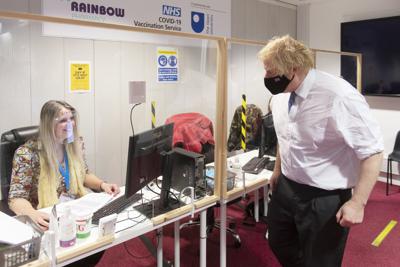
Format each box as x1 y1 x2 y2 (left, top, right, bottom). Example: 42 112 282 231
69 61 91 93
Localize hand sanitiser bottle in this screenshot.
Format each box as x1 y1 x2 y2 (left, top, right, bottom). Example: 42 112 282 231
59 206 76 247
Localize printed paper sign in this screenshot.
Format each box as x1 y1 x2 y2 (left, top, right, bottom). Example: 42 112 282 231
157 48 179 83
69 61 91 93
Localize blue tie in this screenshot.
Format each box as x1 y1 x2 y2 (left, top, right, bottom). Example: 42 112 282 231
288 92 296 113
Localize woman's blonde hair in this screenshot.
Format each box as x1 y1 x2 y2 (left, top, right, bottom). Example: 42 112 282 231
258 35 314 76
37 100 87 208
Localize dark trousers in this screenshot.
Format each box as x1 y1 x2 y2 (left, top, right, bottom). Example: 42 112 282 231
267 175 352 267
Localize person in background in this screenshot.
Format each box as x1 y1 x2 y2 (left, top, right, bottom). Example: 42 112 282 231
8 100 120 231
258 35 383 267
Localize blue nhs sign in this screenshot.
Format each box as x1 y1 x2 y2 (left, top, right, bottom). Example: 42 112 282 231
162 5 181 17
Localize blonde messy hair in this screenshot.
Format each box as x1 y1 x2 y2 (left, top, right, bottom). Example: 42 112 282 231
37 100 87 208
258 35 314 76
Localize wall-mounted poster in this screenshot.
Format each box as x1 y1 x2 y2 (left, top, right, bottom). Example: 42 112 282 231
157 47 179 83
69 61 91 93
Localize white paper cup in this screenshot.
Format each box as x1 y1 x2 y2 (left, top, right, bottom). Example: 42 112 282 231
74 211 93 239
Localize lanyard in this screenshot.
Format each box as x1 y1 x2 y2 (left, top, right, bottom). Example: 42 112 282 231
59 150 70 191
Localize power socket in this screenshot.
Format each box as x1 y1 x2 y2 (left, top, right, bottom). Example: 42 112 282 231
98 213 117 238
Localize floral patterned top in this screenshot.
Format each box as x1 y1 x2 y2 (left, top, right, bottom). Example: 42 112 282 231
8 139 89 209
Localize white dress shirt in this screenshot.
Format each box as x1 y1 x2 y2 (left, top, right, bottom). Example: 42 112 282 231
271 69 384 190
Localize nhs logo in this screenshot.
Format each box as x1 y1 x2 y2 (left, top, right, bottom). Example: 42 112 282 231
162 5 181 17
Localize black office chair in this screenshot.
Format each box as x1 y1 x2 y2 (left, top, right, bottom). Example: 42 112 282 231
0 126 39 215
386 130 400 195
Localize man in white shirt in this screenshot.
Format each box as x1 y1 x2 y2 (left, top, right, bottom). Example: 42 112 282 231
258 35 384 267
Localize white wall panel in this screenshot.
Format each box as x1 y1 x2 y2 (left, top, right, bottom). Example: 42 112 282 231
0 19 31 133
228 44 245 125
94 41 122 184
30 22 64 123
244 45 269 112
231 0 246 39
0 0 29 12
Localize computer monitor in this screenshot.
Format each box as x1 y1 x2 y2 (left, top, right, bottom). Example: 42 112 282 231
125 123 174 199
258 113 277 158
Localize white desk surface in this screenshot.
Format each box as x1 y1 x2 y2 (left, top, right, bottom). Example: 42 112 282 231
24 185 217 267
224 149 272 202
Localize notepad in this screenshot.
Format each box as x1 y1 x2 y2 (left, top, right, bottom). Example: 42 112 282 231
64 192 114 215
0 211 34 245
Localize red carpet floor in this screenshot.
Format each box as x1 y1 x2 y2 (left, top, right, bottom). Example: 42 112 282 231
342 181 400 267
97 181 400 267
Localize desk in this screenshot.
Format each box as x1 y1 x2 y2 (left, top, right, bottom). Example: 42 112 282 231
22 186 217 267
219 150 272 267
19 150 268 267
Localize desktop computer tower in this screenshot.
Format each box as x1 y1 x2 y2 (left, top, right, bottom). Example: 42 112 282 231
169 147 205 197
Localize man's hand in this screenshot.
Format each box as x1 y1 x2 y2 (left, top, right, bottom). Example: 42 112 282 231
269 172 280 192
336 199 365 227
26 210 50 231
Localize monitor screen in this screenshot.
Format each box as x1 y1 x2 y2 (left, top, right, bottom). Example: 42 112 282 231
258 113 277 158
125 123 174 198
341 16 400 96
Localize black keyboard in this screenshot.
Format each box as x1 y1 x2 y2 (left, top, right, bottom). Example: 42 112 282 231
242 156 269 174
92 193 142 225
266 160 275 171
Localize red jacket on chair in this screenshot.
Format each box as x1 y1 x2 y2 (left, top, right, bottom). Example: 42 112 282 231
165 113 215 154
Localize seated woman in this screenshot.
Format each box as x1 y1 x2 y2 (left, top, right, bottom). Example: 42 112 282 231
8 100 120 231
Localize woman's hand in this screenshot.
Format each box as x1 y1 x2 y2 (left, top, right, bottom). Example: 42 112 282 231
26 210 50 231
101 182 120 196
9 198 50 231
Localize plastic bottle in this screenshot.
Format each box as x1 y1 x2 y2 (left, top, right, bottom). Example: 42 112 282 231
59 206 76 247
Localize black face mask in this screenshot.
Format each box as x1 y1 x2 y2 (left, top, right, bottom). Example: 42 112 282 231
264 75 293 95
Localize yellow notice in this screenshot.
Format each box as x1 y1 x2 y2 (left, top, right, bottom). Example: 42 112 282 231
371 220 397 247
70 62 91 93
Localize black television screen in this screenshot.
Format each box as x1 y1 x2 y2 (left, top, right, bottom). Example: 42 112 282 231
341 16 400 96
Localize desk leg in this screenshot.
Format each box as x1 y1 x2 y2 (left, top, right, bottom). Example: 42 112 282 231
220 202 227 267
242 172 246 198
263 185 268 216
174 221 180 267
254 189 259 222
200 209 207 267
157 228 163 267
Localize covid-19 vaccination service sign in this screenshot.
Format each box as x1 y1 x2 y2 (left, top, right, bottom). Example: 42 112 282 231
42 0 231 40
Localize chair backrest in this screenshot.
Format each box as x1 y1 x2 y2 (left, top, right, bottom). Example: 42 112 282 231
259 112 277 157
0 126 39 200
393 130 400 152
165 113 215 163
